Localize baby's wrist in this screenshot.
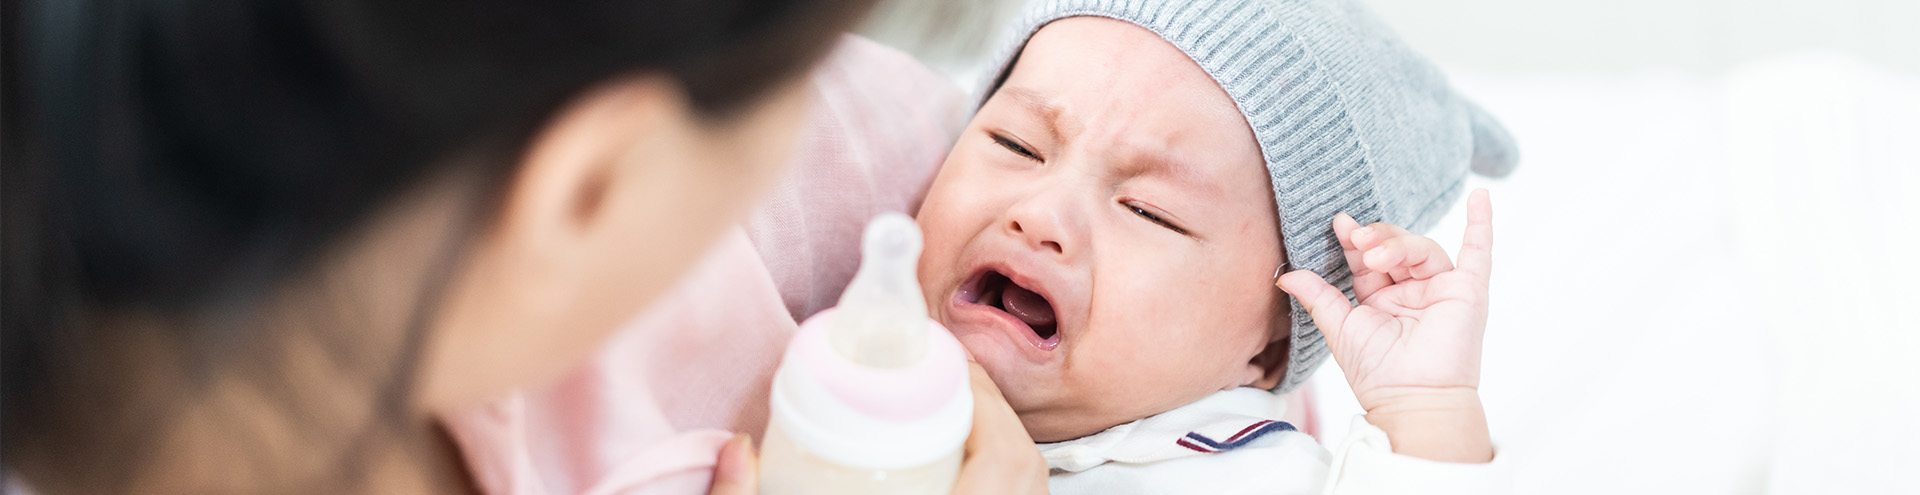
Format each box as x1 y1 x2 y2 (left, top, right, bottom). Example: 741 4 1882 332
1358 387 1492 463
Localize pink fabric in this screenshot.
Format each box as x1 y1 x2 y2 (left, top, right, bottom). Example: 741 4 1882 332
742 44 967 322
440 35 966 495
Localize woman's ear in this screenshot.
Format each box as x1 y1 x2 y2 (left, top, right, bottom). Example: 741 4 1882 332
420 76 698 410
424 72 813 410
420 75 721 410
504 75 689 242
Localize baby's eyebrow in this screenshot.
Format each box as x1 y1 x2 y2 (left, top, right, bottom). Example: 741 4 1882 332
1147 155 1224 197
1000 86 1069 144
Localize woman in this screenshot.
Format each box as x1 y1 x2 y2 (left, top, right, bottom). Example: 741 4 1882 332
1 0 1040 493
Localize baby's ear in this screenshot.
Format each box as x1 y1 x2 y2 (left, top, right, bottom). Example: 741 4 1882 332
1240 334 1290 390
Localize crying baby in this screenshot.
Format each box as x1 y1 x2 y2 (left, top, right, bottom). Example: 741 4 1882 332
909 0 1519 493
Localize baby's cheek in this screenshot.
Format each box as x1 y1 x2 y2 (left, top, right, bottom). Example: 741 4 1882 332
1189 257 1283 342
1080 314 1212 391
1085 350 1231 423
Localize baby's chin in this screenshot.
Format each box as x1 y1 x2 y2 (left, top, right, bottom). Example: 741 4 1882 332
945 337 1107 442
950 332 1032 387
1018 395 1215 443
1014 402 1140 444
949 333 1054 404
960 349 1228 443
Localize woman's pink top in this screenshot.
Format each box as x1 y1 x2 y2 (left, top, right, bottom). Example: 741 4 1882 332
439 35 969 495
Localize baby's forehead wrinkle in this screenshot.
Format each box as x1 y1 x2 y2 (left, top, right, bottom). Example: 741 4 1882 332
1095 135 1226 199
1000 85 1077 144
1003 84 1225 200
1148 151 1225 197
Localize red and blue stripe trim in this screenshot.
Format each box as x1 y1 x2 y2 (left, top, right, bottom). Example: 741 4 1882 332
1174 420 1297 453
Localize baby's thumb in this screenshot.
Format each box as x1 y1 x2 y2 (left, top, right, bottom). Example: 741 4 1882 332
1277 270 1351 343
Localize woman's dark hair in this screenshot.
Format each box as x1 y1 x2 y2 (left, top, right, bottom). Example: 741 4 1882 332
2 0 874 490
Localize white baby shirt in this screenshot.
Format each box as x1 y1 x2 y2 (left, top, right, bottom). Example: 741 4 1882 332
1038 387 1511 494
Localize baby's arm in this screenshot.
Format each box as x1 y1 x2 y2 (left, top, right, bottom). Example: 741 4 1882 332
1277 189 1495 463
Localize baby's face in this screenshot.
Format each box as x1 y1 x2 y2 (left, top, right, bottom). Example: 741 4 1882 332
917 17 1287 442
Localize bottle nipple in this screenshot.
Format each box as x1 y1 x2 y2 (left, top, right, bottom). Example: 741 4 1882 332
828 213 930 368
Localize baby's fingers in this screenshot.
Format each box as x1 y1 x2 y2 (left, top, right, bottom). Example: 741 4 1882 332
1335 213 1392 300
1456 189 1494 281
1347 221 1408 252
1362 232 1454 282
1277 270 1353 344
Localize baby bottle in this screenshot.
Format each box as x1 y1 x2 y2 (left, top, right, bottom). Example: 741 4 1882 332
758 213 972 495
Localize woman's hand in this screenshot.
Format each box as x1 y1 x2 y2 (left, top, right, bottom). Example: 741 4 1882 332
708 361 1048 494
1276 189 1496 463
708 433 760 495
952 361 1050 494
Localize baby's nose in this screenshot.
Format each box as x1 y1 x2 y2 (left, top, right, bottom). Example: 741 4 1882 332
1003 190 1086 259
1008 219 1065 255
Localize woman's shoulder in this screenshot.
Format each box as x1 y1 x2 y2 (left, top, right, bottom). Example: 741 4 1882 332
810 35 970 136
784 34 967 216
746 35 967 320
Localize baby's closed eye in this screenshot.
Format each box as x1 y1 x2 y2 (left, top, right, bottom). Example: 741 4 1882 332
1121 200 1189 236
990 133 1042 162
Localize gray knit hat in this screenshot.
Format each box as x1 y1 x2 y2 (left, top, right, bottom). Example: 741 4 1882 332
977 0 1519 393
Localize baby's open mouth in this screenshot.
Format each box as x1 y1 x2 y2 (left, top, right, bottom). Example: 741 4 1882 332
970 270 1058 340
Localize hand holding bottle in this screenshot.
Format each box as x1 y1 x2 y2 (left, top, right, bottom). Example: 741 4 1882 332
709 361 1047 495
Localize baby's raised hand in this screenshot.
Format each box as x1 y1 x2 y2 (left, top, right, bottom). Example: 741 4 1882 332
1276 189 1495 462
